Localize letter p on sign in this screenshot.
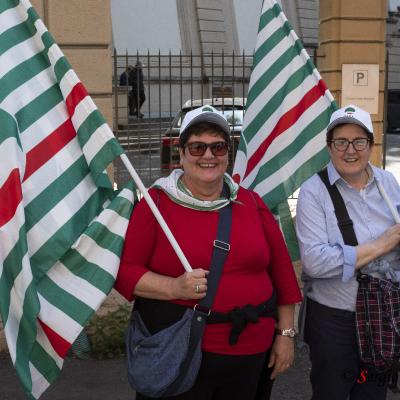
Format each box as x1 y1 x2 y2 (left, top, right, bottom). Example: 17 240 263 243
353 70 368 86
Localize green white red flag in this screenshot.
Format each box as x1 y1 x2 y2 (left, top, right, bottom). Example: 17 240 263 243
0 1 135 398
233 0 337 258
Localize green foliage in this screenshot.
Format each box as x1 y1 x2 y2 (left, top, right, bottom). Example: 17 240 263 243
87 304 131 359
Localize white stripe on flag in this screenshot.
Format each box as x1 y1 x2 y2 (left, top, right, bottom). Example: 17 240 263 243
250 28 292 89
71 96 97 127
246 72 317 155
58 69 80 100
244 53 305 125
38 294 81 344
4 254 33 363
29 362 50 400
0 137 25 187
74 235 121 278
46 43 65 73
240 96 329 188
0 30 44 80
82 124 115 165
255 97 328 163
0 203 25 276
1 67 57 117
93 208 130 238
253 131 327 197
254 10 285 53
21 102 69 153
27 174 97 254
23 138 84 205
0 3 29 36
47 262 106 309
35 324 63 368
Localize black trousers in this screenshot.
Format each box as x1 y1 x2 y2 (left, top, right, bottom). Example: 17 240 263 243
305 298 388 400
136 350 274 400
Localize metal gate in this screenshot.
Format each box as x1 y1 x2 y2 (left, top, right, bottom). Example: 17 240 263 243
112 48 318 188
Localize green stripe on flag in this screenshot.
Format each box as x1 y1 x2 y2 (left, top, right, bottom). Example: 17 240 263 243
16 84 63 133
29 190 107 279
0 225 28 323
30 341 61 383
85 222 125 256
0 108 22 147
247 44 299 108
24 157 90 231
261 149 329 208
61 250 115 293
106 194 136 220
248 109 332 187
14 282 41 396
271 201 300 261
244 63 312 142
0 1 18 14
88 140 124 180
0 52 50 102
0 21 36 57
38 275 94 325
257 3 281 33
77 110 108 147
253 21 288 69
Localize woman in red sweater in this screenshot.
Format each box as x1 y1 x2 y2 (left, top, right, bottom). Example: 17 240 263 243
115 105 302 400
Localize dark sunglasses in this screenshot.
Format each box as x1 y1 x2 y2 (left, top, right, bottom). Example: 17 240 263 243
184 141 230 156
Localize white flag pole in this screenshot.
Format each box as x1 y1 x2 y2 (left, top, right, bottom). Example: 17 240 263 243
120 154 193 272
376 180 400 224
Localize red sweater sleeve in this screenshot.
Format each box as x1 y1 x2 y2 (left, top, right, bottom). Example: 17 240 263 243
114 189 158 301
253 192 302 305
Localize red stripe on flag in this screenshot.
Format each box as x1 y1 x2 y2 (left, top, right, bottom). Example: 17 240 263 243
243 80 326 179
23 119 76 181
38 318 71 359
0 169 22 227
65 82 88 117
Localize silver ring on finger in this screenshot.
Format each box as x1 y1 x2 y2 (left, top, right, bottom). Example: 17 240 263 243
195 284 200 294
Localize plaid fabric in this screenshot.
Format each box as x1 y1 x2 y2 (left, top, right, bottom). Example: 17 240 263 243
356 275 400 371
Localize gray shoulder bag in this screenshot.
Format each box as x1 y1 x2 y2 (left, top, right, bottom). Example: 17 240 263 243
125 199 232 398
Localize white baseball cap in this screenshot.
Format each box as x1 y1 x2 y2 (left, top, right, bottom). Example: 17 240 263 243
327 104 374 136
179 105 230 142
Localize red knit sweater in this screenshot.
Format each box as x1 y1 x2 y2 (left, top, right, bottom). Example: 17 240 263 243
115 187 302 355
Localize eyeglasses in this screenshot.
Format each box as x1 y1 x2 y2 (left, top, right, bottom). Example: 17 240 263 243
329 138 370 152
185 141 229 156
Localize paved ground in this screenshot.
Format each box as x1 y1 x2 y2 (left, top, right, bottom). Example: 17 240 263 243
2 345 399 400
1 347 311 400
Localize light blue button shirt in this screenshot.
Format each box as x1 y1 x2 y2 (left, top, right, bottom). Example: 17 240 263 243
296 161 400 311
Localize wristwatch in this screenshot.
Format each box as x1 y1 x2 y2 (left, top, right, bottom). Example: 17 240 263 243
275 328 297 338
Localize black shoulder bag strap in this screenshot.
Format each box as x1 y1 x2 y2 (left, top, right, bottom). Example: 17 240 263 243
319 169 400 391
318 168 358 246
167 186 233 395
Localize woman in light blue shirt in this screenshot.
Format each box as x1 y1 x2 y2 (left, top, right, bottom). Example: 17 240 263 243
296 104 400 400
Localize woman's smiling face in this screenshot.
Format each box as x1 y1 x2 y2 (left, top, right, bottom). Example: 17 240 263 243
179 131 229 191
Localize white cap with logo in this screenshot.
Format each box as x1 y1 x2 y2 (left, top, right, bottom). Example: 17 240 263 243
179 105 230 142
327 104 374 136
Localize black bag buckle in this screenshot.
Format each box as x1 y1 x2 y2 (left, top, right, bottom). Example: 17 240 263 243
213 240 230 252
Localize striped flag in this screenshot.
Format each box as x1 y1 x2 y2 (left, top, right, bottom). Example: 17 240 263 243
0 1 135 398
232 0 337 258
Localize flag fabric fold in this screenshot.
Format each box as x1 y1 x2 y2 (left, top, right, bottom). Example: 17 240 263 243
233 0 337 258
0 1 135 398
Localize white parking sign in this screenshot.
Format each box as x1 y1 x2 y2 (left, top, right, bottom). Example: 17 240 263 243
342 64 379 114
